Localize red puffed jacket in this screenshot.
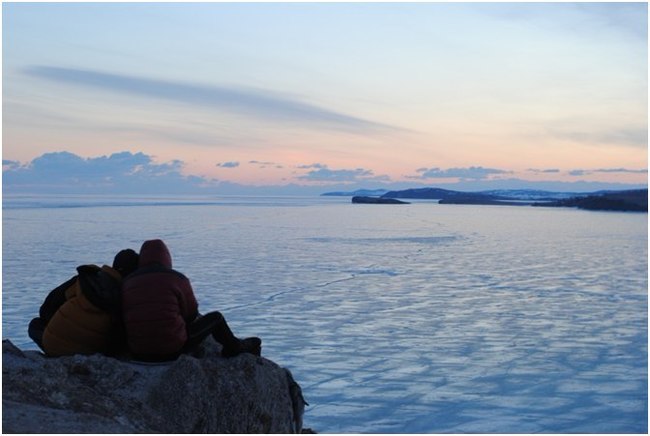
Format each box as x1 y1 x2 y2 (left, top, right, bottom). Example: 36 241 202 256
122 239 198 357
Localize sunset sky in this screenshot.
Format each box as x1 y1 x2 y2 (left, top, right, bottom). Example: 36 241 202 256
3 2 648 194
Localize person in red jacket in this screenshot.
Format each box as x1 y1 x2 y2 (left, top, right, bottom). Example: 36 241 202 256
122 239 261 361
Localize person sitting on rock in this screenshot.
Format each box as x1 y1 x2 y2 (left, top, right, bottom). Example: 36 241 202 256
121 239 261 362
28 249 140 357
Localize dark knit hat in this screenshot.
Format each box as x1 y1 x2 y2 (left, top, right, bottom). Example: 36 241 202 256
113 249 139 276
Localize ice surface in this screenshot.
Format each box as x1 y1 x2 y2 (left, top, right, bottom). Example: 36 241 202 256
2 197 647 433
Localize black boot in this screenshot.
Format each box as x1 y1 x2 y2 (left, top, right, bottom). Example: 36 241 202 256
239 337 262 356
28 317 46 353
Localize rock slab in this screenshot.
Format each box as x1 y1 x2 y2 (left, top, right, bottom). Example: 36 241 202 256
2 339 306 433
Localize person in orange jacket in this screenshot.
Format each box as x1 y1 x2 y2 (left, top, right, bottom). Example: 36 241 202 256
28 249 139 357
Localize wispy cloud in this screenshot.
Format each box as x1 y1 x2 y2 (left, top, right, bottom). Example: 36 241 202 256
250 160 284 169
412 166 511 180
216 161 240 168
594 167 648 174
569 167 648 176
549 127 648 149
476 2 647 41
296 163 327 170
575 2 648 40
24 66 401 134
297 164 390 183
528 168 560 174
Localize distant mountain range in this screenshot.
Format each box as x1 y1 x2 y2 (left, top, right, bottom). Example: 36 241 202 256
323 187 579 200
381 187 596 201
322 187 648 212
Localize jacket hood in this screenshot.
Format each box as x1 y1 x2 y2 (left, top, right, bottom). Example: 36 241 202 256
139 239 172 268
112 249 139 276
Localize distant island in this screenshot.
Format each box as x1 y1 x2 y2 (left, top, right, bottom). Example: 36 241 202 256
532 189 648 212
324 187 648 212
351 196 409 205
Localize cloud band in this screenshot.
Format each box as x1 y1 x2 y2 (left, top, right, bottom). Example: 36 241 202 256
25 65 398 134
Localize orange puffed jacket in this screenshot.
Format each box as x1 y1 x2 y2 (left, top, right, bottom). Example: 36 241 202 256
42 265 124 357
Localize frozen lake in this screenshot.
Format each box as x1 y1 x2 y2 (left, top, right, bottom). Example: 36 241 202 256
2 195 648 433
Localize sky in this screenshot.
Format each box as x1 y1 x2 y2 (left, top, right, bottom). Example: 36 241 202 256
2 1 648 194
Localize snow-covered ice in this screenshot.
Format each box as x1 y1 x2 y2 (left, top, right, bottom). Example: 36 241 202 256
2 196 647 433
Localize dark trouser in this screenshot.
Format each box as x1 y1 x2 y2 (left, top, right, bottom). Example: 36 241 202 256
28 317 46 353
132 311 242 362
185 311 240 353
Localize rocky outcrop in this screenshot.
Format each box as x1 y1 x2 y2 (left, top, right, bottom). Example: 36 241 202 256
2 339 308 433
